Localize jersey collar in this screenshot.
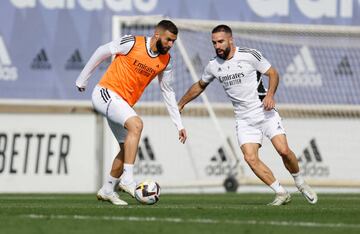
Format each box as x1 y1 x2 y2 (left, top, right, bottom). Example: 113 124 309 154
145 37 159 58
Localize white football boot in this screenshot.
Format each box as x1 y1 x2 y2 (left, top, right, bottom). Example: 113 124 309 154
267 192 291 206
96 188 128 206
297 183 318 204
118 180 136 198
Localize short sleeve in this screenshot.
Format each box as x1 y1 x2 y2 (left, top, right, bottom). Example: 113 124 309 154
251 49 271 74
201 62 215 84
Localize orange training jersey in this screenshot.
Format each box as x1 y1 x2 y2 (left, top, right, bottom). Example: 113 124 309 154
98 36 170 106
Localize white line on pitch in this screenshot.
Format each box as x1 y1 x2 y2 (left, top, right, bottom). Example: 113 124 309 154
22 214 360 229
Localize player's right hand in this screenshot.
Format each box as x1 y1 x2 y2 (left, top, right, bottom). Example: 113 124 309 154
76 78 87 92
77 86 85 92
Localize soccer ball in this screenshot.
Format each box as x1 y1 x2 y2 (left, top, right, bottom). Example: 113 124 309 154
134 180 161 205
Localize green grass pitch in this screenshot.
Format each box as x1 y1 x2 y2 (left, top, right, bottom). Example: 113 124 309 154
0 193 359 234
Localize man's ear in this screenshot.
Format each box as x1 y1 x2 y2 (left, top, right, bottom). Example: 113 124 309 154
229 36 234 45
154 29 161 39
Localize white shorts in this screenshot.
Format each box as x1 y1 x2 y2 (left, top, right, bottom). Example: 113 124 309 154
92 85 137 143
235 109 285 147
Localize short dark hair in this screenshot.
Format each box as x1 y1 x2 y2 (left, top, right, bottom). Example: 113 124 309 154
156 20 178 35
212 24 232 35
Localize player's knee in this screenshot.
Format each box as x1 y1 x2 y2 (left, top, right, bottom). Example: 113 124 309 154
277 146 291 158
244 154 259 167
126 117 143 135
132 118 143 135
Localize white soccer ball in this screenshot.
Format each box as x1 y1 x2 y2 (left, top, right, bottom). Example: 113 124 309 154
135 180 161 205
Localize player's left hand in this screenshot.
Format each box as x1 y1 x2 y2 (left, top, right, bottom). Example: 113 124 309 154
263 95 275 111
178 128 187 144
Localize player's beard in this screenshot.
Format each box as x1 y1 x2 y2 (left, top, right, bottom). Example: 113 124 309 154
156 39 170 55
216 47 231 59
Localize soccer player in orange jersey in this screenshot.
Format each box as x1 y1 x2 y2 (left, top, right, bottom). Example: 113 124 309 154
76 20 187 205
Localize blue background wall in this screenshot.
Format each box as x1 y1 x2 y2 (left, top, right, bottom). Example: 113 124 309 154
0 0 359 101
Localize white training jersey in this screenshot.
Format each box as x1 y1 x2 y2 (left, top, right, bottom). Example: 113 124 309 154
201 47 271 119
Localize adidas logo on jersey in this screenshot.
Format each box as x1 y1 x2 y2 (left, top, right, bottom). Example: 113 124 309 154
65 49 84 70
334 56 353 76
31 49 51 70
135 136 163 175
283 46 322 87
297 138 329 177
0 36 18 81
205 147 232 176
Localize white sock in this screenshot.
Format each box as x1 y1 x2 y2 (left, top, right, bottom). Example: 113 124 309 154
270 180 287 194
121 163 134 184
103 174 120 194
291 171 305 188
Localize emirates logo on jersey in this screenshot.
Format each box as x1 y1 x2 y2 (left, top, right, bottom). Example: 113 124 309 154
133 59 156 77
218 72 244 88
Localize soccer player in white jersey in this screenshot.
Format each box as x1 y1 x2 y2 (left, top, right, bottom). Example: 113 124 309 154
76 20 187 205
178 25 317 205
